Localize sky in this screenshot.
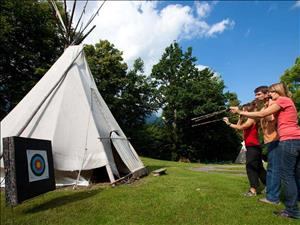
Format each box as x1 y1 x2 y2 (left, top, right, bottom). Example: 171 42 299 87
68 1 300 104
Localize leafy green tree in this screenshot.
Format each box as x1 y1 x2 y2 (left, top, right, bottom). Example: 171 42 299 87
84 41 158 140
0 0 65 119
151 42 240 162
151 42 197 158
120 58 159 134
280 57 300 119
133 121 174 160
84 40 128 114
224 92 240 107
182 68 241 162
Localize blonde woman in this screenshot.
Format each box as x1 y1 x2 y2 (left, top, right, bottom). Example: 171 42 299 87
230 83 300 219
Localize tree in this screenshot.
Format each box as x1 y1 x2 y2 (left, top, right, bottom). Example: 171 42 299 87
84 40 128 114
135 121 174 160
224 92 240 107
0 0 65 119
280 57 300 119
151 42 241 162
120 58 158 134
84 41 158 138
182 68 241 162
151 42 197 159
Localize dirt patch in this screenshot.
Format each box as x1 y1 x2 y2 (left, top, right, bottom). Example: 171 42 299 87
191 165 246 176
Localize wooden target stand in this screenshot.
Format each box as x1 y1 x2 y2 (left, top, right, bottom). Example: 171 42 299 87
3 136 55 206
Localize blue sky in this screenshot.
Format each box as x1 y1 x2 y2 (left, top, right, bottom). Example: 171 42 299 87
76 1 299 104
171 1 300 104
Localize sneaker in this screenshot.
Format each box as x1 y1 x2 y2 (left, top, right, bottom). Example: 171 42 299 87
273 210 300 219
259 198 280 205
244 191 257 197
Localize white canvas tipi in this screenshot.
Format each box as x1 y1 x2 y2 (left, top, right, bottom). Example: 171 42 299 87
0 45 147 186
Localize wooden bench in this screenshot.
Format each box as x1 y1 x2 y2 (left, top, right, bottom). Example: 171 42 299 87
152 168 167 176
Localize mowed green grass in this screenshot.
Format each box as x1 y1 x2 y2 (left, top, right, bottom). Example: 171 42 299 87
1 157 298 225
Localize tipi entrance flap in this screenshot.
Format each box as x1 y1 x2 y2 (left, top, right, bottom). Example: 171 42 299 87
110 132 144 172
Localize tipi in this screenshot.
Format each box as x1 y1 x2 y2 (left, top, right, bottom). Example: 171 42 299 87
234 141 247 164
0 45 147 186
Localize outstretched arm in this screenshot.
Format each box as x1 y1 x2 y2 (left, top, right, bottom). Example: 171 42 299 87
223 117 255 130
236 115 242 125
230 104 281 119
264 100 276 121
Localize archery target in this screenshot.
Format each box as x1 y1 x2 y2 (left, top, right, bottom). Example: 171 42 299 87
27 150 49 182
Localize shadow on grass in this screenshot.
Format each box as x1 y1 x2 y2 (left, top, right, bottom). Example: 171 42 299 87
24 189 101 214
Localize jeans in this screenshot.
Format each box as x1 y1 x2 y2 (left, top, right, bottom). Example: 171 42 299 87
265 141 281 203
246 145 266 189
279 140 300 219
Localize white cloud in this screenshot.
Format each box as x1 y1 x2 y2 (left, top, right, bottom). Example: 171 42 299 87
195 1 216 18
292 1 300 8
196 64 208 71
207 19 235 37
68 1 234 74
196 65 220 79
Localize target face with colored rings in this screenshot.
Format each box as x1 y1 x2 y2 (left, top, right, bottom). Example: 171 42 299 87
30 154 46 176
27 150 49 182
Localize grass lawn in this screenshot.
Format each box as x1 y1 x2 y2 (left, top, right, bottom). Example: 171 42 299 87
1 157 298 225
